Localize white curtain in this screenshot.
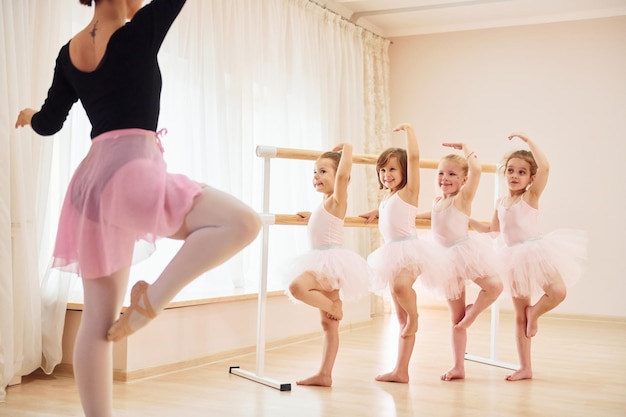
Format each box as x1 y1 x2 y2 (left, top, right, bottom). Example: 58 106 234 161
1 0 78 402
1 0 390 400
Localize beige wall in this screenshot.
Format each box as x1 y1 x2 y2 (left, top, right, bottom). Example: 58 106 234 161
388 16 626 317
61 294 372 380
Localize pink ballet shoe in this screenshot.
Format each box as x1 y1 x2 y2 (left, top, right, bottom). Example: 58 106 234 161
107 280 156 342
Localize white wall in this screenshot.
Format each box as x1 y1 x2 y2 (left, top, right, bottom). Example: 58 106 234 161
388 16 626 318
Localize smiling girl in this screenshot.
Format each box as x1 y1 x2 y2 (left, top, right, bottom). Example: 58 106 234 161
285 143 371 387
417 142 503 381
470 133 587 381
360 123 455 383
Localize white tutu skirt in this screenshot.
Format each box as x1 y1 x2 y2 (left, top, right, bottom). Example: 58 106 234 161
284 247 372 302
368 238 461 300
496 229 587 298
445 233 503 285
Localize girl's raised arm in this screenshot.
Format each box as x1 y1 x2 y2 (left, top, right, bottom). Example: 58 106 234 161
394 123 420 203
330 142 352 212
509 133 549 201
443 142 481 213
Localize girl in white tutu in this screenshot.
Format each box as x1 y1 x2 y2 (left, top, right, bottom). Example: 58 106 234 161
360 123 453 383
286 143 370 387
417 142 503 381
470 133 587 381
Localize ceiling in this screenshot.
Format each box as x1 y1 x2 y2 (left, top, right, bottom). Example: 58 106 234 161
312 0 626 38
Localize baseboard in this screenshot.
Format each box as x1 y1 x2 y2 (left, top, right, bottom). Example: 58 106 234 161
55 319 373 382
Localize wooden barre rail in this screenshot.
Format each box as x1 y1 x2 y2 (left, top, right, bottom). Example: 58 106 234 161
256 145 498 173
271 214 486 230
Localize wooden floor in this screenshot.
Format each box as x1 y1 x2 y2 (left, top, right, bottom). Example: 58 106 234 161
2 308 625 417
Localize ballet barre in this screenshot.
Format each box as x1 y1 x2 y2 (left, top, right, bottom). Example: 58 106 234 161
229 146 515 391
272 214 428 228
272 214 490 230
256 145 498 173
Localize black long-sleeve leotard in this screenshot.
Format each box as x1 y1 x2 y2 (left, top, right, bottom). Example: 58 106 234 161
31 0 186 139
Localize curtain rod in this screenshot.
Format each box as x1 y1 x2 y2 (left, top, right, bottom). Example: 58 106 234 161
307 0 391 42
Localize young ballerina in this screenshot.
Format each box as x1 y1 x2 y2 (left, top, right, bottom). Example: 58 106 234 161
286 143 371 387
416 142 503 381
470 132 586 381
15 0 261 415
360 123 458 383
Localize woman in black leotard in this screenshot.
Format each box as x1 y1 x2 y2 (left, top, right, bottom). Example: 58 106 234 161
15 1 261 415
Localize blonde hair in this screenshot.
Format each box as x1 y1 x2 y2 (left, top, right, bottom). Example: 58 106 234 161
440 154 468 176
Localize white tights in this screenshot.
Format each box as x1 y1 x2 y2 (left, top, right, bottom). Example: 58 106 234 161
74 186 262 416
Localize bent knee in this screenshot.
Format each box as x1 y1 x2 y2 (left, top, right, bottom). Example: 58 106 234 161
288 281 305 298
489 279 504 297
238 209 262 241
548 283 567 302
224 206 262 245
391 277 414 295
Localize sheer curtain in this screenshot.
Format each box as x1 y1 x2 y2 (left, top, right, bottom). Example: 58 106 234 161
1 0 77 401
1 0 390 400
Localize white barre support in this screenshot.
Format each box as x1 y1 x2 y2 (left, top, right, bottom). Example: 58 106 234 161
464 298 518 370
229 150 292 391
463 165 518 371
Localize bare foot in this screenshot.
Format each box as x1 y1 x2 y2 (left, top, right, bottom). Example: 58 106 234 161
454 304 475 330
525 305 538 337
296 373 332 387
505 368 532 381
326 299 343 320
374 370 409 383
440 367 465 381
401 315 418 338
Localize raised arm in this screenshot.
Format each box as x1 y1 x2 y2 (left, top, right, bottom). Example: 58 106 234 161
443 142 481 213
328 143 352 217
509 133 549 203
394 123 420 204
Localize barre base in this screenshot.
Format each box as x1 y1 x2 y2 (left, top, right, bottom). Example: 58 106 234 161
229 366 292 391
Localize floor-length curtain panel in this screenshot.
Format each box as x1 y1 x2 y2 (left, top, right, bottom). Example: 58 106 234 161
0 0 73 401
360 30 391 315
362 31 392 255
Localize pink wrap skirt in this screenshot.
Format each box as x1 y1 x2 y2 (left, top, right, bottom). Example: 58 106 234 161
52 128 202 279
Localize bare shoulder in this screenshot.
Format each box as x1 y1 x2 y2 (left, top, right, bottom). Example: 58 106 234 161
397 188 418 207
324 195 347 218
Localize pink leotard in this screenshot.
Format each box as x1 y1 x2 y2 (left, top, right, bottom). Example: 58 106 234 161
430 198 500 285
367 193 461 299
378 193 418 242
285 203 371 302
497 197 540 246
495 194 587 297
431 200 469 246
307 203 344 248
